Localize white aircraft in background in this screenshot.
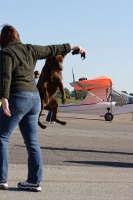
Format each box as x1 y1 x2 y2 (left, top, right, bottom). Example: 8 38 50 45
58 76 133 121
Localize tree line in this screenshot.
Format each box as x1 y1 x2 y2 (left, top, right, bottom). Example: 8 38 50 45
57 87 88 100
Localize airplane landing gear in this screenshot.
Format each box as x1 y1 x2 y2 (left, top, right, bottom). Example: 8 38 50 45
104 113 114 121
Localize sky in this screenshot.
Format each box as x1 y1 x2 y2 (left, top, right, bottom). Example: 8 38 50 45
1 0 133 93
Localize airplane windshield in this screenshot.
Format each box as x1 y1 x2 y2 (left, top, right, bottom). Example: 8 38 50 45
111 89 133 104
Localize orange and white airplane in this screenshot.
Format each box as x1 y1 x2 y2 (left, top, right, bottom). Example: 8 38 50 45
58 76 133 121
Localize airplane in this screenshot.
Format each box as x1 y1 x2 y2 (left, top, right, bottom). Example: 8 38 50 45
58 76 133 121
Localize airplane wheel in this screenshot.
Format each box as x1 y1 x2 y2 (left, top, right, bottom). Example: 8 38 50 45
104 113 113 121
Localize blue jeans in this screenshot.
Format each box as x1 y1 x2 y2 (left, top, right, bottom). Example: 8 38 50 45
46 111 53 122
0 92 43 184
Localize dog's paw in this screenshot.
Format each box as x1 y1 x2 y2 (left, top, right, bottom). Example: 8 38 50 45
45 97 49 104
60 121 67 125
55 119 67 126
62 98 66 104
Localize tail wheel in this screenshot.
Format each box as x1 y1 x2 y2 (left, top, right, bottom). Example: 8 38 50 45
104 113 113 121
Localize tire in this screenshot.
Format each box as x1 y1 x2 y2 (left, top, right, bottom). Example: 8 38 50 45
104 113 113 121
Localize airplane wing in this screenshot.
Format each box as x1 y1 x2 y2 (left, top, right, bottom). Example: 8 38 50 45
70 76 113 91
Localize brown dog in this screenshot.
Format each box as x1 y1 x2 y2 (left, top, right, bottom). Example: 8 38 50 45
37 55 67 129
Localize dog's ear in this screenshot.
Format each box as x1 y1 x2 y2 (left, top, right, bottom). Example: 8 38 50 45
62 54 67 58
56 54 66 59
55 55 65 62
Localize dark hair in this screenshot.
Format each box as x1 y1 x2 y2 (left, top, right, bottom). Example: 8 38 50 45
34 71 40 75
0 25 20 48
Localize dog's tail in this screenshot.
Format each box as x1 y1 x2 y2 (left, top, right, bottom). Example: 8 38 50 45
38 107 47 129
38 121 47 129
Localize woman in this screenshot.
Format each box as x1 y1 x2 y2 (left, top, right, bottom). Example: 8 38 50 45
0 24 85 191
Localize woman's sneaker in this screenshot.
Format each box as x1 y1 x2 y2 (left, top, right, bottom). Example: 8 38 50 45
18 181 42 192
0 182 8 190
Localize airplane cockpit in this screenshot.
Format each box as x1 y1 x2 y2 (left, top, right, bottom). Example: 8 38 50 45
111 90 133 104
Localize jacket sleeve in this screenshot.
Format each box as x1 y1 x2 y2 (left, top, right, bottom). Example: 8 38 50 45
32 43 71 59
0 52 13 99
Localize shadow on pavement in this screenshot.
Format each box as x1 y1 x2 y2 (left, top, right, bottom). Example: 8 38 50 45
64 160 133 168
40 146 133 156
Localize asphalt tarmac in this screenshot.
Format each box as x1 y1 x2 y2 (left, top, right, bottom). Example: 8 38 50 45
1 112 133 199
